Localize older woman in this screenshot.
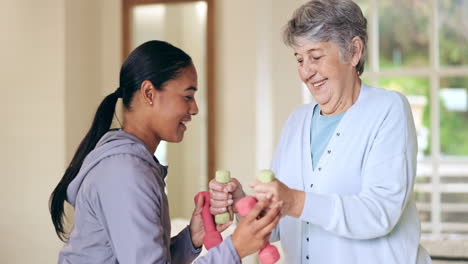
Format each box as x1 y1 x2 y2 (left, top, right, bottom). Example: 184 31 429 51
209 0 432 263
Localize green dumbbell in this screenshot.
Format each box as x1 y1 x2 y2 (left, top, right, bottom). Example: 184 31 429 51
214 170 231 224
257 169 275 183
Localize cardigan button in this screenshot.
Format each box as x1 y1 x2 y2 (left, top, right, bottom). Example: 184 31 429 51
310 183 313 188
318 167 322 171
327 150 331 154
336 132 340 136
306 256 309 260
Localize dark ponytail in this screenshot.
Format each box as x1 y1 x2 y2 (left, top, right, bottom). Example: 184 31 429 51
49 40 192 241
50 92 119 241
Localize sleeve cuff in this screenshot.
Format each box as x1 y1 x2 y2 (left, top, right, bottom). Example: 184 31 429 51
183 226 203 256
224 236 242 263
300 192 337 230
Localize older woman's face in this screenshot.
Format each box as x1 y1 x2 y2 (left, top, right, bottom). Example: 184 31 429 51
294 38 357 108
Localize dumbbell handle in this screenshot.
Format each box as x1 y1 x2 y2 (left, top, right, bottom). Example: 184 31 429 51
235 196 280 264
214 170 231 224
194 191 223 249
234 170 280 264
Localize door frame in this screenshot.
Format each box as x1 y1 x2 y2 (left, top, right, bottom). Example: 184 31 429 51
122 0 217 185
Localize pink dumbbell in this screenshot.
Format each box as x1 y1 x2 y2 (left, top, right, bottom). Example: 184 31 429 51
236 170 281 264
194 191 223 249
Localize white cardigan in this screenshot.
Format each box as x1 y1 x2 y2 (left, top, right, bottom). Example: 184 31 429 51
270 84 431 263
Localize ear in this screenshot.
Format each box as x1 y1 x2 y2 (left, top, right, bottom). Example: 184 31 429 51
350 36 364 67
140 80 155 106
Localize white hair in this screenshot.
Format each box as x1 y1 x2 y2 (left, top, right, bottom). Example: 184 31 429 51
283 0 368 75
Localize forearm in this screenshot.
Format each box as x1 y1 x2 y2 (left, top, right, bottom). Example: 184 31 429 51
170 226 202 264
194 236 241 264
300 191 406 239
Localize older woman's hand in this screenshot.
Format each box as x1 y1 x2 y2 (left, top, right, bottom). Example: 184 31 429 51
250 179 305 218
209 177 246 215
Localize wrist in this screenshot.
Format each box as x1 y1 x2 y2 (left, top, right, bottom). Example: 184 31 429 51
233 190 246 213
231 234 247 259
234 188 246 201
189 225 203 248
286 189 305 217
191 238 202 249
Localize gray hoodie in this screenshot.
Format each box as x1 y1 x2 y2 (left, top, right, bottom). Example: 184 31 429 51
59 130 240 264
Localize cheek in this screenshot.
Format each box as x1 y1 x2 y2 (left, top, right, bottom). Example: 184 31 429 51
325 56 347 77
298 67 307 81
318 63 336 80
155 108 176 129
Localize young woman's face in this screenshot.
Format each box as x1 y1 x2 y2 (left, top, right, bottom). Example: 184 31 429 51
152 64 199 143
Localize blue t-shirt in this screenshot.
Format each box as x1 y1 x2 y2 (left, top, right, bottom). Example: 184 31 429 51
310 104 345 170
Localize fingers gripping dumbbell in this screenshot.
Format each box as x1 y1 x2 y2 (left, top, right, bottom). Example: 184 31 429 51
194 192 223 249
214 170 231 225
235 170 280 264
193 170 231 249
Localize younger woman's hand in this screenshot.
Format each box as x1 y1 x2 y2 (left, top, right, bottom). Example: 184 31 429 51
231 198 283 259
190 193 233 248
189 194 207 248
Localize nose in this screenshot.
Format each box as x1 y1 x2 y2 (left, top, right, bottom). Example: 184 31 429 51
190 99 199 115
301 60 316 81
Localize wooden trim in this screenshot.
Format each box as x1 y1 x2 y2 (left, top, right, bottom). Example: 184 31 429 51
431 256 468 262
206 0 216 184
127 0 201 4
122 0 131 61
123 0 203 59
121 0 216 186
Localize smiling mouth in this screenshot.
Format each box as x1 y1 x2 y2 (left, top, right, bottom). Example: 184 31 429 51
312 79 327 88
179 120 190 127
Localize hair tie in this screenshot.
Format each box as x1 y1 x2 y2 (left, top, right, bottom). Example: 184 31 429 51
114 87 122 98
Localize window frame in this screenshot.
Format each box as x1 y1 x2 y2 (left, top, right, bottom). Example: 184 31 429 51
362 0 468 237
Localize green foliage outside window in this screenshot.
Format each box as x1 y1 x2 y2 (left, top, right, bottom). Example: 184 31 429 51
439 0 468 66
439 78 468 156
357 0 468 157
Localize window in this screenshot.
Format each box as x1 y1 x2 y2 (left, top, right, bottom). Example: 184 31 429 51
355 0 468 237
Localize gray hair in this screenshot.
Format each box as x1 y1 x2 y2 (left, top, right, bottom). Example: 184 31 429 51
283 0 368 75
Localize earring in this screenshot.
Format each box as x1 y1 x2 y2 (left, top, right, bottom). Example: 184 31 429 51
149 101 153 105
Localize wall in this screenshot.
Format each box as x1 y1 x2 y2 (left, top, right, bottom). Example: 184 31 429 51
0 0 305 263
0 0 121 263
215 0 306 193
64 0 122 156
64 0 102 162
214 1 305 262
0 1 66 263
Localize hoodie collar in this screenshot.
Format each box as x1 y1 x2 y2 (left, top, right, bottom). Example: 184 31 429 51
66 129 168 206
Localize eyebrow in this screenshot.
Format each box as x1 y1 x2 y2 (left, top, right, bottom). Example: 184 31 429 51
185 86 198 91
294 48 323 56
